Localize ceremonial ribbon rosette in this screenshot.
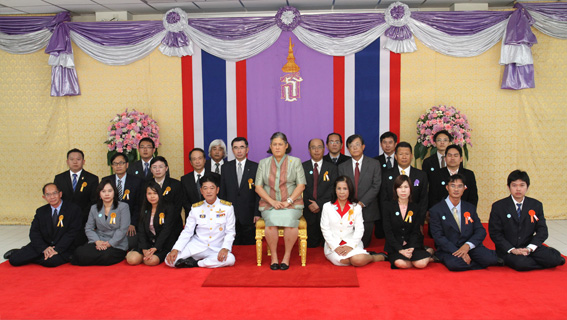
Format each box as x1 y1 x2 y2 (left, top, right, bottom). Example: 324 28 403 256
323 171 329 181
159 212 165 225
110 212 117 224
80 182 87 192
529 210 539 223
57 215 64 227
163 186 171 196
248 178 253 189
464 212 473 224
347 209 354 222
123 189 130 200
405 210 413 223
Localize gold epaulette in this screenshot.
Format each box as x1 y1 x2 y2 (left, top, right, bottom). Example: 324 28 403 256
192 201 204 207
220 199 232 206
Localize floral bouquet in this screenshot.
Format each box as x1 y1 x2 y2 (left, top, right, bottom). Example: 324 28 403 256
104 109 160 165
415 105 472 161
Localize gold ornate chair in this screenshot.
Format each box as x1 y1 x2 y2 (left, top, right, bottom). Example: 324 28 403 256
255 216 307 266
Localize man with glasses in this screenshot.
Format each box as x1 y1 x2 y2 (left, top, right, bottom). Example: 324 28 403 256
102 152 143 249
5 183 82 267
128 138 164 181
422 130 458 180
429 174 498 271
338 134 381 248
323 133 351 166
302 138 338 247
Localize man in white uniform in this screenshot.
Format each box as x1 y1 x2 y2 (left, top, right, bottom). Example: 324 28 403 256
165 174 236 268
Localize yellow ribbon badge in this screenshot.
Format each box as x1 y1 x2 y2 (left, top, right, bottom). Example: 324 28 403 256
80 182 87 192
110 212 117 224
347 209 354 221
248 178 253 189
404 210 413 223
323 171 329 181
163 186 171 196
123 189 130 200
159 212 165 225
57 215 64 227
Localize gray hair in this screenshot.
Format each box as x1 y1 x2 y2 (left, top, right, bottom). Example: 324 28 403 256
208 139 227 157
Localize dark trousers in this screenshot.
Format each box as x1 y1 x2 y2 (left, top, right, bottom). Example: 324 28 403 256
503 246 563 271
234 220 256 245
306 220 324 248
362 221 375 248
373 218 385 239
128 233 138 250
9 243 69 268
72 243 126 266
438 245 498 271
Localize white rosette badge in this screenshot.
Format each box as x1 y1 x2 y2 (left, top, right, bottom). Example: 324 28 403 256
383 2 417 53
159 8 194 57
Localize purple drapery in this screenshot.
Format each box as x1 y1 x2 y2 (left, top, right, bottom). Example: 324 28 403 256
65 21 164 46
189 17 275 40
520 3 567 21
51 66 80 96
0 12 69 35
501 64 534 90
300 13 384 38
412 11 512 36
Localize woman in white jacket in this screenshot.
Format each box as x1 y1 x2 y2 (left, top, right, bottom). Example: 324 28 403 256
320 175 387 266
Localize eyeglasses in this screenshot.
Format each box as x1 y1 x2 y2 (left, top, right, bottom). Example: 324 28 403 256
349 143 362 149
151 165 166 170
111 161 127 166
44 192 59 198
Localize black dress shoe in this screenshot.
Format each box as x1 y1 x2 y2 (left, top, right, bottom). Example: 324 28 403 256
175 257 199 268
280 263 289 270
369 251 389 261
270 263 280 270
3 248 18 260
560 257 565 266
496 257 505 266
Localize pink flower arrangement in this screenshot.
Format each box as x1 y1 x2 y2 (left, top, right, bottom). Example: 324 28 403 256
415 105 472 160
104 109 160 155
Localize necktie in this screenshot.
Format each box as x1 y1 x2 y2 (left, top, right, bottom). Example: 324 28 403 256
401 170 407 176
441 156 446 168
215 163 220 174
354 162 360 199
144 162 150 177
386 156 392 169
332 158 338 164
117 179 123 200
72 173 78 191
313 163 319 200
237 162 243 187
452 207 461 231
196 174 201 192
52 209 58 227
516 203 522 218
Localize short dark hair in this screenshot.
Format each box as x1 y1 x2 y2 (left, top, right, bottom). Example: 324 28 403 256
395 141 413 154
308 138 324 148
138 137 155 148
346 134 364 148
380 131 398 143
331 175 358 204
392 175 413 203
434 130 453 142
231 137 248 147
507 170 530 187
189 148 206 161
150 156 168 168
200 173 220 187
447 173 466 186
95 178 119 211
110 152 128 164
445 144 462 157
67 148 84 159
267 132 292 154
42 183 60 194
140 181 165 224
326 133 343 145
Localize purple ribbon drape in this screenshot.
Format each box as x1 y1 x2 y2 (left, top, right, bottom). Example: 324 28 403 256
188 17 275 40
0 12 70 35
412 11 512 36
519 3 567 21
66 21 164 46
300 13 385 38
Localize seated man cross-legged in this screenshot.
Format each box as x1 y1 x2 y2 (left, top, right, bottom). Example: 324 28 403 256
166 173 236 268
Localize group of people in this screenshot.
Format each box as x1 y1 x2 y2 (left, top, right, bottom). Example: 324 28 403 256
4 131 564 273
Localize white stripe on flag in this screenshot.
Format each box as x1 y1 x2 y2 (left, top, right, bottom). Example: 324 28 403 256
344 53 355 156
378 36 391 155
192 47 204 149
226 61 237 161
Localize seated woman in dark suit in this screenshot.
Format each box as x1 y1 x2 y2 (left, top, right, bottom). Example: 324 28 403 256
383 175 431 269
72 178 130 266
150 156 183 220
126 181 182 266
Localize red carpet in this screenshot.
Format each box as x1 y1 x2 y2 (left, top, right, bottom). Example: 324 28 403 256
203 240 359 287
1 225 567 319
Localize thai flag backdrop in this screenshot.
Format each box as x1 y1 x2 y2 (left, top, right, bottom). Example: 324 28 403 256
181 31 400 173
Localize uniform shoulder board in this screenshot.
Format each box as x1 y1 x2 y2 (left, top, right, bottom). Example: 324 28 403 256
220 199 232 206
192 201 204 207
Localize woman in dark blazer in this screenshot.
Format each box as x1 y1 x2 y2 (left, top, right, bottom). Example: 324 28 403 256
126 181 182 266
150 156 183 219
383 175 431 269
73 178 130 266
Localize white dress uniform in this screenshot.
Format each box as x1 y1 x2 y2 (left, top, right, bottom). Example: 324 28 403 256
166 198 236 268
320 201 368 266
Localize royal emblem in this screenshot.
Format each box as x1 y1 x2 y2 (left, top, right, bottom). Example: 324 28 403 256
280 38 303 102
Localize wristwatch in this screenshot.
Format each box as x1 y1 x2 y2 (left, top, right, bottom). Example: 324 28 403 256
287 197 293 204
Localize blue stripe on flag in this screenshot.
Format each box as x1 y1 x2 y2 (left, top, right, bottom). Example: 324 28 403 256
201 51 227 155
354 38 381 157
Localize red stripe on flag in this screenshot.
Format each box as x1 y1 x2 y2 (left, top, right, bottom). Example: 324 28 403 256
181 55 194 174
333 56 345 153
236 60 247 139
389 52 401 139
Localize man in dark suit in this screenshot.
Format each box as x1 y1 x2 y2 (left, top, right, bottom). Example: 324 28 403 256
302 138 338 248
103 152 143 250
489 170 564 271
7 183 82 267
219 137 260 245
206 139 227 175
381 142 429 228
338 134 381 248
323 133 351 166
428 144 478 209
53 148 99 246
128 137 168 181
421 130 453 180
430 174 498 271
181 148 207 219
374 131 398 171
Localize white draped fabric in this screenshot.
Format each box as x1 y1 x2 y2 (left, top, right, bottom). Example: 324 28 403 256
0 29 52 54
382 36 417 54
48 53 75 67
159 42 193 57
528 11 567 39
